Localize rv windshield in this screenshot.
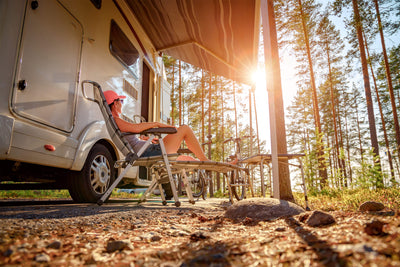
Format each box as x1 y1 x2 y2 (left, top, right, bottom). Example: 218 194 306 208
109 20 140 79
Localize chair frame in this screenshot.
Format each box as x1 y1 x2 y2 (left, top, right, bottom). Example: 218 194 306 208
81 80 194 207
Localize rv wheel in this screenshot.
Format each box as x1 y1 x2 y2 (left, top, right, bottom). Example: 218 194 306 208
69 143 115 203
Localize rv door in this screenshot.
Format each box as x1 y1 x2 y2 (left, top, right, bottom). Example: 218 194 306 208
12 0 82 132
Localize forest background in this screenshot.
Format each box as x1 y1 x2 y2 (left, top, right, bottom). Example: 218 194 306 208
162 0 400 196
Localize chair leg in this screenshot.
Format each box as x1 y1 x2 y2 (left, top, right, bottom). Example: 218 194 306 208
139 174 159 203
225 173 234 204
158 138 181 207
158 183 167 205
180 169 195 204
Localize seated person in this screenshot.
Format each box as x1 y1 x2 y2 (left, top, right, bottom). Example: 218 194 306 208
104 90 209 161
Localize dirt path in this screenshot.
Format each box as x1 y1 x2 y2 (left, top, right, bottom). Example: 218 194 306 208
0 198 399 266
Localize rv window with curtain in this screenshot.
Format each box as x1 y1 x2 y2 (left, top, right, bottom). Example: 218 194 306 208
109 20 140 78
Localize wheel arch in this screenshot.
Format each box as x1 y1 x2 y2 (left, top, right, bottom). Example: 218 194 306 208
70 121 121 171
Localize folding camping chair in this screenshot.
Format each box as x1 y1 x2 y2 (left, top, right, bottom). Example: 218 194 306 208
81 80 194 207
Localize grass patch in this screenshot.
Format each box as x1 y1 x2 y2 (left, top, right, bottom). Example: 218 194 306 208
0 190 71 200
0 189 143 200
294 187 400 211
1 187 398 213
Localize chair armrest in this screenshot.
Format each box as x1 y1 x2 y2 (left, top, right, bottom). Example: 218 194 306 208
141 127 177 135
120 132 137 137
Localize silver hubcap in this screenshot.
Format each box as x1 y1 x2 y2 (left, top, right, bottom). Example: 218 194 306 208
90 155 111 194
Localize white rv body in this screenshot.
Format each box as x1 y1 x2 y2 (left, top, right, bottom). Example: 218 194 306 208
0 0 171 200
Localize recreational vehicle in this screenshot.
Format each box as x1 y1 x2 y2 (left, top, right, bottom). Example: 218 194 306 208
0 0 172 202
1 0 261 203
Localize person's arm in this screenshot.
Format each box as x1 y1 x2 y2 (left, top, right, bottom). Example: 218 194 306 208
114 117 175 133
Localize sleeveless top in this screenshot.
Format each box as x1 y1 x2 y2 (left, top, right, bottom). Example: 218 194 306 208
123 134 146 154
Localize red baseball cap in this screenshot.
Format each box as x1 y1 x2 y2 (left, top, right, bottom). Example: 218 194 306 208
104 90 126 105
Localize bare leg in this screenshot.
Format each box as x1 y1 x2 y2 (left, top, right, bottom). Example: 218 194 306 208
163 125 209 161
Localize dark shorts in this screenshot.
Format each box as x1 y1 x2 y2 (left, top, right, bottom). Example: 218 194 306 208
140 143 162 157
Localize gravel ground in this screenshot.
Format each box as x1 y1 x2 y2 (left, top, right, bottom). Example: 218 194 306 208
0 198 399 266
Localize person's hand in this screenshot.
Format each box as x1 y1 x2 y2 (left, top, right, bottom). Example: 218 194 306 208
156 122 176 129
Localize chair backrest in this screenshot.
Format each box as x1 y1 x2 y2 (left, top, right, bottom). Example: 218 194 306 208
87 81 135 157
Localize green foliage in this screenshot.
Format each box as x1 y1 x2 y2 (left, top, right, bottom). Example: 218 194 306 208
353 148 385 189
294 187 400 211
0 189 142 200
213 189 229 198
0 190 70 199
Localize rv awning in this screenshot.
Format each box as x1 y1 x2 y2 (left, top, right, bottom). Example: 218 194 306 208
125 0 261 85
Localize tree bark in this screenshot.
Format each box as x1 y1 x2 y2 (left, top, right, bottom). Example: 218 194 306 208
171 62 175 125
178 60 182 126
262 0 293 201
351 0 381 176
326 46 346 183
364 30 395 183
374 0 400 163
298 0 328 188
208 74 213 196
201 70 205 150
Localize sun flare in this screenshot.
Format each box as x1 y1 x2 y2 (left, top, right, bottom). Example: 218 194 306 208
251 68 266 92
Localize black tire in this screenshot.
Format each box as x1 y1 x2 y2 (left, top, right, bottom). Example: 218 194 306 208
190 170 205 198
69 143 115 203
230 170 246 200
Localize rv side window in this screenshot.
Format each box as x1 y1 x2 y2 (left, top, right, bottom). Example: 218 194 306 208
109 20 140 78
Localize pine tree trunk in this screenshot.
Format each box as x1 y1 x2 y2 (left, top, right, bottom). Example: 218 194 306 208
355 99 364 163
262 0 294 201
374 0 400 162
298 0 328 188
221 83 225 193
178 60 182 126
364 30 396 183
337 112 345 187
216 77 221 192
327 46 346 183
208 74 213 197
233 81 238 138
201 70 205 150
171 63 175 125
351 0 382 181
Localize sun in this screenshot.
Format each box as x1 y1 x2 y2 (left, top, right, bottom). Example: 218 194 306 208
251 68 266 92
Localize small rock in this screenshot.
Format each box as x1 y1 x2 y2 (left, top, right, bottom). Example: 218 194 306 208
198 216 208 222
35 253 50 263
170 230 190 237
106 240 130 253
225 198 304 221
183 253 229 267
298 213 310 223
359 201 385 212
190 232 208 242
372 210 395 216
151 235 162 242
47 240 62 249
242 217 254 225
3 248 13 257
364 219 387 236
305 210 335 227
275 227 286 232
